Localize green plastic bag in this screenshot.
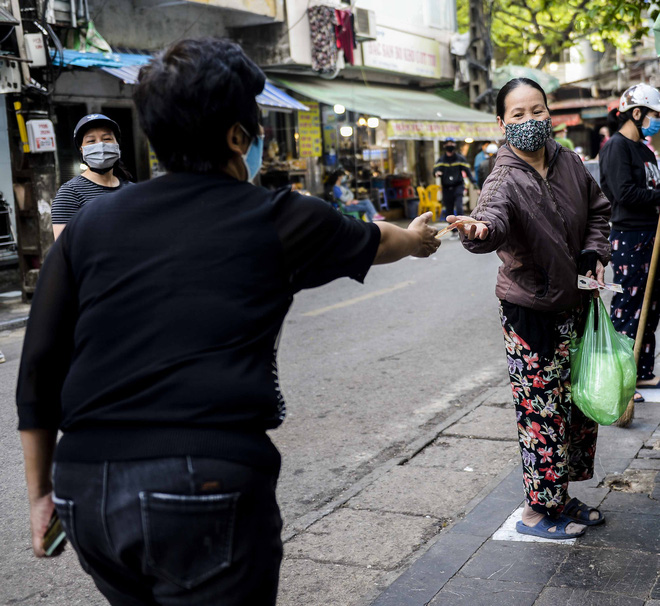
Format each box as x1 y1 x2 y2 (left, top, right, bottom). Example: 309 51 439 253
570 297 636 425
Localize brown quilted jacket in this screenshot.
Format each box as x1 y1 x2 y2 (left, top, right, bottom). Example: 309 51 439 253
463 139 611 311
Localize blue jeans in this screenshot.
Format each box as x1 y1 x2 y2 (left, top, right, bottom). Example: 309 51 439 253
347 199 378 221
53 457 282 606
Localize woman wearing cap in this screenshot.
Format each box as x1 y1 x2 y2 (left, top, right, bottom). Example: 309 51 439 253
450 77 611 540
600 84 660 395
51 114 131 240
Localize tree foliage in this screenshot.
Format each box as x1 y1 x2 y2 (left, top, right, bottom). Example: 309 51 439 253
457 0 652 68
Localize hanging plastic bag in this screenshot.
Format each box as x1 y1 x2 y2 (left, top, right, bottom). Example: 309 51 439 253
570 297 636 425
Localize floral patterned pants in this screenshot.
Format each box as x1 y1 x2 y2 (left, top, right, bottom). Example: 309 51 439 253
500 301 598 515
609 229 660 381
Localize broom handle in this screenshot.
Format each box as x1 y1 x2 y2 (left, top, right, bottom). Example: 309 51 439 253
617 218 660 427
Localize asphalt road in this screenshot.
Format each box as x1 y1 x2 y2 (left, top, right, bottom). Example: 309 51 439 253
0 234 505 605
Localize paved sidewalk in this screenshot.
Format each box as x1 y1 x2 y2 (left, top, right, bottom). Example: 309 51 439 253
0 289 29 331
371 394 660 606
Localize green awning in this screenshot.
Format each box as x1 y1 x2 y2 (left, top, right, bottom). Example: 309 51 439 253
272 76 496 123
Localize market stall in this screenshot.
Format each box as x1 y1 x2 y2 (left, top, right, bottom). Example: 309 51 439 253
272 75 501 215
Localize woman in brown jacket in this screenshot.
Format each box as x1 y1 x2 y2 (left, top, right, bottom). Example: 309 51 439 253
449 78 611 540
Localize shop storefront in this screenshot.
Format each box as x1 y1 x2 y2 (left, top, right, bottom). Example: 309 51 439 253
272 75 500 213
52 50 309 186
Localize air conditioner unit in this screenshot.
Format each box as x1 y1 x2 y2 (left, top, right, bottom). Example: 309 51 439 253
354 8 377 42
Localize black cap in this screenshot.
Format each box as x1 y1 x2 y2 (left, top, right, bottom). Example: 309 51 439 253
73 114 121 148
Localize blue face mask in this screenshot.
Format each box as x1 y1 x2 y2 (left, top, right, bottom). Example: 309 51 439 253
642 116 660 138
239 125 264 182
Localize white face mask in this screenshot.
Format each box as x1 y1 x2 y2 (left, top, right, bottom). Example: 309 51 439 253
82 142 121 172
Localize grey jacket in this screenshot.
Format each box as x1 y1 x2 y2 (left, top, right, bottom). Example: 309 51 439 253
463 139 611 311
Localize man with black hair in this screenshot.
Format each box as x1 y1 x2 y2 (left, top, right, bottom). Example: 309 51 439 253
17 38 440 606
433 138 479 226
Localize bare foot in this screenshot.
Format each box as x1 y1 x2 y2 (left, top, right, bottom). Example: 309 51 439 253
565 494 601 522
522 503 585 535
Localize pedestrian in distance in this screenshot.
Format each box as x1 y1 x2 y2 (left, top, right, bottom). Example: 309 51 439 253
449 77 611 539
473 141 490 175
552 122 575 150
476 143 498 190
433 137 479 223
16 37 440 606
331 169 385 221
599 84 660 399
51 113 132 240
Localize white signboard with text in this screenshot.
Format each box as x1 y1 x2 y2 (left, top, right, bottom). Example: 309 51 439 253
361 27 442 79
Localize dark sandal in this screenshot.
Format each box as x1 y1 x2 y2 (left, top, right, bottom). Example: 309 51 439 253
563 497 605 526
516 513 585 539
634 391 645 403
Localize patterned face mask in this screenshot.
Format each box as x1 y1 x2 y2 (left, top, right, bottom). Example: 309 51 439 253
504 117 553 152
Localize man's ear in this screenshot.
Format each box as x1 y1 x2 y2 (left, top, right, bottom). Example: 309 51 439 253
632 107 642 122
226 123 248 156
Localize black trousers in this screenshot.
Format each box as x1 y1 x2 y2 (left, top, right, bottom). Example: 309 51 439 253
441 184 464 218
53 457 282 606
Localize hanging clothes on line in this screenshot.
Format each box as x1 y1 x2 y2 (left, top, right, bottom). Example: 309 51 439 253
335 9 356 66
308 5 338 73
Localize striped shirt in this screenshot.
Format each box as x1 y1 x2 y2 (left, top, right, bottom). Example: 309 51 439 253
52 175 128 224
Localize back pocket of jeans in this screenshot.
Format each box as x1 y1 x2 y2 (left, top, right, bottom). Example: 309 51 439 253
139 491 239 589
52 495 91 572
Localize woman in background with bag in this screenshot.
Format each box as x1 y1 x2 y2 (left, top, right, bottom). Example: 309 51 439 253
449 78 611 540
599 84 660 398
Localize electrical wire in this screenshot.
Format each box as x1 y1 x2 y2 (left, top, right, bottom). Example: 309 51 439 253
0 25 15 46
277 0 312 45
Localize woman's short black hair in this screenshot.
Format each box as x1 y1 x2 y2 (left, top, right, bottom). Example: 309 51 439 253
330 169 346 183
607 106 648 135
495 78 549 119
134 38 265 173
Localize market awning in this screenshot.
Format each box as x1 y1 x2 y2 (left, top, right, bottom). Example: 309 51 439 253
273 76 496 122
549 97 618 111
258 83 308 111
52 50 308 111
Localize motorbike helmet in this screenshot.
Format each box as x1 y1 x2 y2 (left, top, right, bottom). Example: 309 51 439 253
73 114 121 148
485 143 498 155
618 84 660 114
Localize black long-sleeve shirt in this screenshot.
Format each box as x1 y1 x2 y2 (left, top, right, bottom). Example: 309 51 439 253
16 172 380 470
433 152 477 188
599 132 660 230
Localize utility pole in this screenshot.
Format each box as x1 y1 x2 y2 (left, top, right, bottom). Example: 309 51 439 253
468 0 494 112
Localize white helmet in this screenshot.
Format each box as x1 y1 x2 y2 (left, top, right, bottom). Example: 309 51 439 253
485 143 498 154
619 83 660 113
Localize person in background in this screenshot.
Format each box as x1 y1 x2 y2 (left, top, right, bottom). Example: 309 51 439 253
434 137 479 223
599 83 660 399
473 141 490 175
599 126 610 152
332 170 385 221
477 143 499 189
553 123 575 150
51 114 132 240
16 37 439 606
451 77 611 540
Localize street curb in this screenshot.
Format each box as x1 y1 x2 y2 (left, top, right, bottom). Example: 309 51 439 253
0 316 28 332
369 404 660 606
282 380 510 543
